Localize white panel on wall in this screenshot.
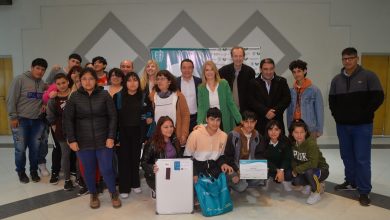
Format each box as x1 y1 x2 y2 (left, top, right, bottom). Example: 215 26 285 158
85 28 138 70
239 27 284 72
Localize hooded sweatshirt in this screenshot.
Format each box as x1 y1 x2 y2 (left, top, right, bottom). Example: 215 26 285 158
291 136 329 174
7 71 45 120
184 124 227 162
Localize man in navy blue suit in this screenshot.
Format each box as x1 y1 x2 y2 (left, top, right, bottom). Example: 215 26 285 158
177 59 202 133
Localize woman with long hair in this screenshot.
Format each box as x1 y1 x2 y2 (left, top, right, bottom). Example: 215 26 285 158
113 72 152 199
141 116 181 198
140 59 159 95
197 60 242 132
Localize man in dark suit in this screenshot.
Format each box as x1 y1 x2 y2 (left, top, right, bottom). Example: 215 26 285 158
219 46 256 113
248 58 291 135
177 59 202 133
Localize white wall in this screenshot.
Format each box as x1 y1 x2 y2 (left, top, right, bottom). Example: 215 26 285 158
1 0 390 138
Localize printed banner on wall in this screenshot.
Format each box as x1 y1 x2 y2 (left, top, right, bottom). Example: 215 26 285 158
150 47 261 77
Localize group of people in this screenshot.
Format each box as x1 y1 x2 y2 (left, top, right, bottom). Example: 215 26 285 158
6 46 384 210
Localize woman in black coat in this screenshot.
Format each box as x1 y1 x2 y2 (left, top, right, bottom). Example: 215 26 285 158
63 67 120 209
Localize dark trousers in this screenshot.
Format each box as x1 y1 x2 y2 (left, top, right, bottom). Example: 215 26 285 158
292 168 329 193
38 123 49 164
76 147 116 194
337 123 373 194
189 114 197 133
50 127 62 174
70 151 77 174
118 126 142 193
268 169 293 182
145 175 156 191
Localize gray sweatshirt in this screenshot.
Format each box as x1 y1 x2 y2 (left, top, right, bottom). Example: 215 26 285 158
7 71 45 120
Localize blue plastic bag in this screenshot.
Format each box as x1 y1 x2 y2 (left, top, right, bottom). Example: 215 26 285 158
195 172 233 217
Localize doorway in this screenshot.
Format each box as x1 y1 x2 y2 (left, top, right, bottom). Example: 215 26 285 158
0 56 13 135
361 54 390 136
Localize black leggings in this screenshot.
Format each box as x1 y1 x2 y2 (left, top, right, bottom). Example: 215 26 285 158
292 168 329 193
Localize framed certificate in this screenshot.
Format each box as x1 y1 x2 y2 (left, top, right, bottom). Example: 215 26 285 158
239 160 268 179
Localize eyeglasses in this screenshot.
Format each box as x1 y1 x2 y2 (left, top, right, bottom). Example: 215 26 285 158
342 56 357 62
156 77 168 81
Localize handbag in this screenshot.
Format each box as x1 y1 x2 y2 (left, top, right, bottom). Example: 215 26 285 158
195 172 233 217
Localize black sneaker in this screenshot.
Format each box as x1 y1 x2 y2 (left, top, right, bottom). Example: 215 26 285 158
50 173 59 185
18 172 29 184
30 171 41 182
359 194 371 206
334 181 356 191
151 190 156 199
78 186 89 196
64 180 74 191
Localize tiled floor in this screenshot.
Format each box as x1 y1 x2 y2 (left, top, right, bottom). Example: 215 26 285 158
0 136 389 220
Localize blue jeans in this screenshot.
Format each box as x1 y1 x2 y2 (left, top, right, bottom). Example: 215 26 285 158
39 123 49 164
11 118 45 173
77 147 117 194
336 123 373 194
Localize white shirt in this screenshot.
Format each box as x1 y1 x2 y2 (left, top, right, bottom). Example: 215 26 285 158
269 140 279 147
154 92 178 126
207 83 220 109
261 74 274 94
181 77 197 114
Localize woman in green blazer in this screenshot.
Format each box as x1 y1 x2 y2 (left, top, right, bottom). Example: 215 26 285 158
197 60 242 132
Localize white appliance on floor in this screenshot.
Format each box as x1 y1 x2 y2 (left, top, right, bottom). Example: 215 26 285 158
155 158 194 214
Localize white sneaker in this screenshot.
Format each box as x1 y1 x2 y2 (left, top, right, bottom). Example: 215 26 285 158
306 192 321 205
247 188 260 197
282 181 292 192
132 187 142 194
38 163 50 176
301 185 311 195
120 193 129 199
262 178 272 191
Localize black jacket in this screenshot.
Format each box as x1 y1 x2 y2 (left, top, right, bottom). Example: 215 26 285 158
219 63 256 112
63 87 117 150
141 137 182 178
248 74 291 135
113 89 153 142
258 135 292 174
329 65 384 125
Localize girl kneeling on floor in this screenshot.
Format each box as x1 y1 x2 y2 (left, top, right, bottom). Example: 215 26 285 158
260 120 293 192
289 119 329 205
141 116 182 199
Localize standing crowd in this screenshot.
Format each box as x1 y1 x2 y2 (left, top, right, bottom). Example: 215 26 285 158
6 46 384 210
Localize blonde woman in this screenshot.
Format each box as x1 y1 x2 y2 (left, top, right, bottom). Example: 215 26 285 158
197 61 242 132
140 59 160 95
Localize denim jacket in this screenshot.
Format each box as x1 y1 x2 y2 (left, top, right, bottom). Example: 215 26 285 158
287 85 324 135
